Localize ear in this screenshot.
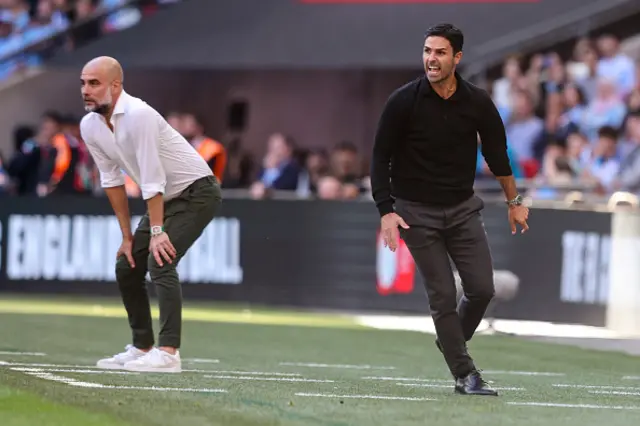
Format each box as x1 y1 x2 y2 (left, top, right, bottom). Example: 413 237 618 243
454 51 463 65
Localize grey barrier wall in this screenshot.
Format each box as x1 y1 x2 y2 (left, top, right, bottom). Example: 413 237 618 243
0 197 612 326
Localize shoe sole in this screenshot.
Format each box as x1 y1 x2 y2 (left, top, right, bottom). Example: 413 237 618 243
454 388 499 396
96 362 129 370
124 365 182 373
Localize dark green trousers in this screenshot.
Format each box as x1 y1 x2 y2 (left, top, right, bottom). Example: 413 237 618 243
115 176 222 349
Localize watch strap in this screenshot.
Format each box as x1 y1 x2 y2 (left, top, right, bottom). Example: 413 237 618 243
506 194 523 206
150 225 164 236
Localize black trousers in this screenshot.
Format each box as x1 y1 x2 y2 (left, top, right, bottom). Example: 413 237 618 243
115 176 222 349
396 195 495 378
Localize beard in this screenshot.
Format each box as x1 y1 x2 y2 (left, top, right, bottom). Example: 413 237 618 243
84 102 111 116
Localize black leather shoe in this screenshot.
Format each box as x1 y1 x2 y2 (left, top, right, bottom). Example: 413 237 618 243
455 370 498 396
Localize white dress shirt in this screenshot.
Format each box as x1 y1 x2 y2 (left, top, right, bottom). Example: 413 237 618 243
80 90 213 200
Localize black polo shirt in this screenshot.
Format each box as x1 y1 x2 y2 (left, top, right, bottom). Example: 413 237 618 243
370 72 512 217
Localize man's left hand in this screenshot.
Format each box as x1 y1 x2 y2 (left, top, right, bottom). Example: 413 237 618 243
508 205 529 235
150 232 177 267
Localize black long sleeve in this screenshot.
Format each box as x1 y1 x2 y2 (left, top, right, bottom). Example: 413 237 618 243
370 86 415 217
477 93 512 177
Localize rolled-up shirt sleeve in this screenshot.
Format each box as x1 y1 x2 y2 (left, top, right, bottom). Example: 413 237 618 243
130 107 167 200
80 119 125 188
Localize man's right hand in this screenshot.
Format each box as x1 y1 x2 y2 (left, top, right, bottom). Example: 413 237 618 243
381 212 409 252
117 237 136 268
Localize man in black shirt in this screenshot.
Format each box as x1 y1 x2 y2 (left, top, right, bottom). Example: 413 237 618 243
370 23 529 396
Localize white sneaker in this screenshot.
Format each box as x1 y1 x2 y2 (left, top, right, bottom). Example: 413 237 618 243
96 344 148 370
123 348 182 373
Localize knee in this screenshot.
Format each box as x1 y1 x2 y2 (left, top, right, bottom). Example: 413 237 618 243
427 287 458 313
467 286 495 303
115 258 140 287
147 255 177 283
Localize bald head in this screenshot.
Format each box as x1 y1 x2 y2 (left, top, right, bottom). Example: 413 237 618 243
82 56 123 84
80 56 124 115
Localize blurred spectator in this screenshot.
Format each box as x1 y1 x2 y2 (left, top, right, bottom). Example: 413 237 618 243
250 133 301 199
8 111 59 196
68 0 101 49
573 46 600 102
580 126 621 193
565 130 589 175
329 141 364 190
559 83 588 135
492 55 522 111
505 89 544 162
181 113 227 183
566 37 593 82
34 112 95 197
596 34 636 97
580 78 627 142
300 148 329 194
612 110 640 193
222 137 254 189
315 175 361 200
5 124 36 194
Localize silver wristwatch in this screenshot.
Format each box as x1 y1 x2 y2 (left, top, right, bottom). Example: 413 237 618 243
150 225 164 237
506 194 524 207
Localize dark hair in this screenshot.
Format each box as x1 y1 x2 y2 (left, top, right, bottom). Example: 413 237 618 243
333 140 358 154
598 125 619 141
424 23 464 53
41 110 62 123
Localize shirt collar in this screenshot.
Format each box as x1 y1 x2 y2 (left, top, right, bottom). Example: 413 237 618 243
420 71 471 101
112 90 131 116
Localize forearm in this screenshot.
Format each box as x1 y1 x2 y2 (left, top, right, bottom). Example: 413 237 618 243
496 175 519 201
146 193 164 228
104 185 132 239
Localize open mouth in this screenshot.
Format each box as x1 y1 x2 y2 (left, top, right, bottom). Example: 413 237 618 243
428 65 441 73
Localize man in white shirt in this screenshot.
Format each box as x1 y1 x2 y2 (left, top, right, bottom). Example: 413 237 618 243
79 56 222 373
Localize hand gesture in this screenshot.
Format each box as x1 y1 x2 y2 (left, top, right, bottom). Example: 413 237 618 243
150 232 177 267
508 205 529 235
117 237 136 268
381 212 410 252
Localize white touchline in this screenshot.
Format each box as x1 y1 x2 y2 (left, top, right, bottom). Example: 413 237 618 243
11 367 139 375
22 371 227 393
193 370 302 377
484 370 565 377
0 362 96 368
280 362 395 370
0 362 242 375
397 383 525 391
204 375 334 383
24 371 103 388
554 384 640 391
0 351 46 356
623 376 640 380
507 402 640 410
362 376 451 383
184 359 220 364
295 392 436 401
590 390 640 396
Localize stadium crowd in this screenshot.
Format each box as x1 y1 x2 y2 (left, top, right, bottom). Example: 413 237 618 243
0 0 178 80
0 28 639 203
